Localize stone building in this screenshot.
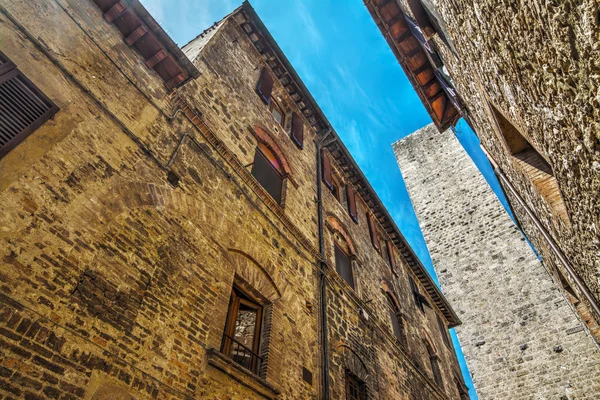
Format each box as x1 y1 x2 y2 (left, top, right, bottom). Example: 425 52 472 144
0 0 468 399
395 124 600 399
364 0 600 343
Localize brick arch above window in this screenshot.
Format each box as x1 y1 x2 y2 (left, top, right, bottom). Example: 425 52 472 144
252 125 292 177
325 214 357 257
337 343 369 382
423 331 438 356
226 248 282 303
382 280 402 312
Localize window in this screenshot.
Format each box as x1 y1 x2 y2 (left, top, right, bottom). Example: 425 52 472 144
332 177 342 203
386 295 405 346
346 186 359 223
0 51 58 159
290 111 304 149
386 241 397 272
425 342 443 387
269 100 285 126
252 144 283 204
489 103 568 223
221 286 263 374
410 277 431 312
335 244 354 289
407 0 456 52
367 213 381 251
345 371 365 400
256 68 274 105
437 314 451 348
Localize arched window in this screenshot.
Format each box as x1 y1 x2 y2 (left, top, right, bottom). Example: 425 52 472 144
252 143 284 204
386 294 406 346
425 340 443 387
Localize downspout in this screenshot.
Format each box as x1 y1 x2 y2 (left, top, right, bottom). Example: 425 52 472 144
480 146 600 319
316 128 332 400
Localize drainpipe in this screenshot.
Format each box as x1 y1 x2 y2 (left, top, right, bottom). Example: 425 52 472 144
316 128 332 400
480 146 600 319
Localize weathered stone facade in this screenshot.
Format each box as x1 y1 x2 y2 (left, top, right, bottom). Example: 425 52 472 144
395 124 600 399
0 1 466 399
365 0 600 342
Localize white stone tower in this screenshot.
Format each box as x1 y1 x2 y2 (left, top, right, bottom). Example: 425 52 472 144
393 124 600 399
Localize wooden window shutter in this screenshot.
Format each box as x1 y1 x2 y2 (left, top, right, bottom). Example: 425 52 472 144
346 186 358 223
386 241 397 272
291 112 304 149
322 150 334 190
0 52 58 160
256 68 274 105
367 213 380 251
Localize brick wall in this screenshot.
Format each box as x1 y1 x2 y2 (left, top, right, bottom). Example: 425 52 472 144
0 1 464 398
395 124 600 399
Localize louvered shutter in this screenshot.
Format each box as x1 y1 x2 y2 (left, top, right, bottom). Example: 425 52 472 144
322 150 334 190
256 68 274 105
386 241 397 272
346 186 358 223
290 112 304 149
0 53 58 159
367 213 380 251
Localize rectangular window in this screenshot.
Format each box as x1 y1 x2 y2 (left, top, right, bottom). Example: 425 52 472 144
386 241 397 272
437 314 451 348
0 51 58 159
256 68 274 105
346 186 359 223
290 111 304 149
252 148 283 205
489 103 569 224
367 213 381 251
221 286 263 374
410 277 431 312
335 244 354 289
345 372 365 400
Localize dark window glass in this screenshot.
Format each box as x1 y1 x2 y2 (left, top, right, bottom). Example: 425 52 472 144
345 372 365 400
0 51 58 159
252 147 283 204
335 244 354 289
222 287 263 374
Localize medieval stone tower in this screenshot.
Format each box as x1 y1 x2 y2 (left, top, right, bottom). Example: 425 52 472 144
394 124 600 399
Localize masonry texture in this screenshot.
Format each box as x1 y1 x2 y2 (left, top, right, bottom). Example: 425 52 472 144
0 1 467 399
394 124 600 399
364 0 600 342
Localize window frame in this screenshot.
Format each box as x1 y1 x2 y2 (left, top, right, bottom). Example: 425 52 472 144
0 51 59 160
334 243 355 290
251 144 284 205
269 99 285 127
221 286 264 375
345 370 366 400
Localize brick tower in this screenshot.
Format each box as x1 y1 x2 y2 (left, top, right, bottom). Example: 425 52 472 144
394 124 600 399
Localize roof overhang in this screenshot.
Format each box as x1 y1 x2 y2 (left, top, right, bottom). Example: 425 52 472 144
238 1 461 327
91 0 200 89
364 0 460 132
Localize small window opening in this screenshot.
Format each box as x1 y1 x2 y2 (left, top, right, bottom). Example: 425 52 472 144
490 104 569 224
345 371 366 400
335 244 354 289
425 342 443 387
387 295 406 346
437 314 451 348
221 286 264 375
269 100 285 127
251 143 284 205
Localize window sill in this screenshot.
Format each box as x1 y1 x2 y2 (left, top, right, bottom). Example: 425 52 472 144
206 348 281 399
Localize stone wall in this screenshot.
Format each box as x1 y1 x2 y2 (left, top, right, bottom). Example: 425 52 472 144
393 0 600 338
0 1 464 399
394 124 600 399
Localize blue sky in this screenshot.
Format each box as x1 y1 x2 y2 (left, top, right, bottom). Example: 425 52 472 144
136 0 516 397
